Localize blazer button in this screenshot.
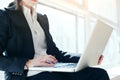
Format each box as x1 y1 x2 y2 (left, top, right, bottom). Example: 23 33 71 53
19 73 22 76
12 72 22 76
17 72 22 76
15 72 18 75
12 72 15 75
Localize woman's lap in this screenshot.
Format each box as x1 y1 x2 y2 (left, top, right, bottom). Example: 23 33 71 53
26 71 69 80
65 67 110 80
26 67 110 80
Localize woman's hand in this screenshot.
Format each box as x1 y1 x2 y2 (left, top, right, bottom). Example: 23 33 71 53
98 55 104 65
26 55 57 68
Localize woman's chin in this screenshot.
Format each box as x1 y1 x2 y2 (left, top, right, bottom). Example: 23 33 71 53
31 0 38 3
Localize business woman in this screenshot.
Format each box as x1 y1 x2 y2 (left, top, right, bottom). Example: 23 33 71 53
0 0 110 80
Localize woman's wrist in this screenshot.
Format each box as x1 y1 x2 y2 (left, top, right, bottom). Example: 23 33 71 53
26 60 34 68
25 64 28 69
24 60 29 69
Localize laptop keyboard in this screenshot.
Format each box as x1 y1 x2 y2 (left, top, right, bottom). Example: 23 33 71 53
54 63 77 68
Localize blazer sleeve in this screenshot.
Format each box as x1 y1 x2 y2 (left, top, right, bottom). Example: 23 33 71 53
43 15 80 63
0 10 28 75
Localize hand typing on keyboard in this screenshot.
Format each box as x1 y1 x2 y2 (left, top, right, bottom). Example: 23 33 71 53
54 63 77 68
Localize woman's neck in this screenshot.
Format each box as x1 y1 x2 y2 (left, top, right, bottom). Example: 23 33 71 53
21 2 34 15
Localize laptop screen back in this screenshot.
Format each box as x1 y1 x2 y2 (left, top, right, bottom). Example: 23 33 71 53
75 20 113 71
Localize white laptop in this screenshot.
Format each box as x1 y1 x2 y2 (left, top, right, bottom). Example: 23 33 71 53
28 20 113 72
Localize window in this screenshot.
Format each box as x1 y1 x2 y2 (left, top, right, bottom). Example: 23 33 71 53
75 0 83 5
77 17 85 53
37 1 120 66
87 0 120 66
88 0 117 23
88 18 120 65
37 4 84 53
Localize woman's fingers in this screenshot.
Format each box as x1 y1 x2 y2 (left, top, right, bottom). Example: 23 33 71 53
98 55 104 65
40 62 55 67
32 54 57 67
46 55 57 64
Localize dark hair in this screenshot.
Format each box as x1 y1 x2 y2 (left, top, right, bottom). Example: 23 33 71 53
14 0 22 10
15 0 22 10
8 0 22 10
8 1 15 7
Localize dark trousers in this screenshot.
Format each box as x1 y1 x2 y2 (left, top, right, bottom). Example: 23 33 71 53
26 67 110 80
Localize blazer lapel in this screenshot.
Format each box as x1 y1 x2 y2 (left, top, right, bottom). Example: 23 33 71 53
5 8 30 32
37 14 48 34
5 7 35 58
37 14 51 40
5 7 50 58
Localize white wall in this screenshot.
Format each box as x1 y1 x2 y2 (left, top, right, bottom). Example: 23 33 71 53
88 0 117 23
0 0 14 9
